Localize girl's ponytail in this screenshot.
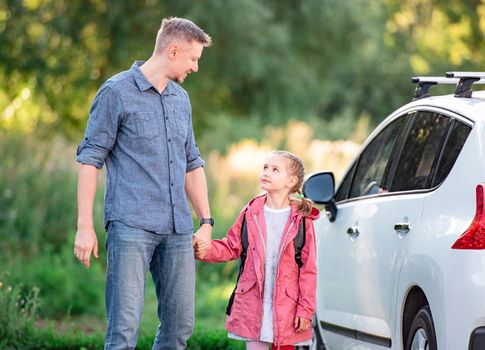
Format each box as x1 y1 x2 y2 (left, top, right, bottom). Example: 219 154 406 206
291 191 315 217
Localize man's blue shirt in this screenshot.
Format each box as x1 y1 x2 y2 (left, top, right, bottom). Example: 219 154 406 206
76 61 204 234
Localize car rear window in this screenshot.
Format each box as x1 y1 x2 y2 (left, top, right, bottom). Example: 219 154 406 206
432 120 471 187
390 111 451 192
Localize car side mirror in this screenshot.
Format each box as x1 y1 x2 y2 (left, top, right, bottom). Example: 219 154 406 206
303 172 338 222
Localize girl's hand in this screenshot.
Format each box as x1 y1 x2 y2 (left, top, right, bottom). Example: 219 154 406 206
193 224 212 259
294 316 311 333
193 237 211 259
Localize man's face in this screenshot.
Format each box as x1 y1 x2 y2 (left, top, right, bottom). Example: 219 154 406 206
169 40 204 83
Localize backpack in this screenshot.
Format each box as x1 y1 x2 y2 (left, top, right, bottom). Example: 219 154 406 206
225 209 306 315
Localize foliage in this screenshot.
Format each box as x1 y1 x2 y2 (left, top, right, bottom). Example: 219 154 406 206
2 320 243 350
0 272 240 349
0 276 39 350
0 0 457 142
0 133 105 256
385 0 485 74
4 244 106 318
0 133 106 317
2 1 484 345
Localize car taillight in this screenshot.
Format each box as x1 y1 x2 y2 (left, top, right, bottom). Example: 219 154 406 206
452 184 485 249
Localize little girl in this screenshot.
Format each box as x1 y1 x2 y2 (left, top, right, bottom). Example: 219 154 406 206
195 150 319 350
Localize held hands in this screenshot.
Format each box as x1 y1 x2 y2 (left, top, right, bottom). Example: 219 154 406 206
294 316 311 333
74 227 98 268
193 224 212 259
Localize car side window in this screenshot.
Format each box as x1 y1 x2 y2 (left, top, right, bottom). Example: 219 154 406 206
432 120 471 187
348 116 406 199
334 161 356 202
390 111 452 192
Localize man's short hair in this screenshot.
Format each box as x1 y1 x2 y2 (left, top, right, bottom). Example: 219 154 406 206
154 17 212 52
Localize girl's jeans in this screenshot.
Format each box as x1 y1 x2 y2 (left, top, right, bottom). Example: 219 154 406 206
104 220 195 350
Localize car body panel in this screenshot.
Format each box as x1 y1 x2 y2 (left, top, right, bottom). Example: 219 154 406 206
311 91 485 349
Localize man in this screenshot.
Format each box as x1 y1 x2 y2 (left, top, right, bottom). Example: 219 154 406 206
74 17 213 350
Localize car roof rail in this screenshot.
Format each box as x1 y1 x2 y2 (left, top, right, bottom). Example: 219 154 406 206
412 72 485 100
412 77 459 100
446 72 485 98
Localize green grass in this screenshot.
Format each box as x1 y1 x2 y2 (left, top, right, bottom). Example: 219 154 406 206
3 326 245 350
0 274 243 349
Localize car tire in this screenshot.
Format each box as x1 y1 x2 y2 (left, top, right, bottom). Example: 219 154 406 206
405 305 437 350
295 316 326 350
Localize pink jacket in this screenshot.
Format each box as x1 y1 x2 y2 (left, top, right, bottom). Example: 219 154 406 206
198 194 319 346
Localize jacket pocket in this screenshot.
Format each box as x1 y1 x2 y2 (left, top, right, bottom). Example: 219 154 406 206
229 279 258 323
285 286 299 303
235 279 256 294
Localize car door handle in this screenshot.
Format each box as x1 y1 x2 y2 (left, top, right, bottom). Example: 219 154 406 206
346 226 360 237
394 223 411 234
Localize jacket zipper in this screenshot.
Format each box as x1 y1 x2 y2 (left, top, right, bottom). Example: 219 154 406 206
253 213 267 257
253 213 266 341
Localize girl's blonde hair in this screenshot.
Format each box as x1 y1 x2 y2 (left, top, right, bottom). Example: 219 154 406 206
271 150 315 216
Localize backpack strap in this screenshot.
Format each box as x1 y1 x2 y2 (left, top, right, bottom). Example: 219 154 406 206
294 217 306 269
226 208 248 315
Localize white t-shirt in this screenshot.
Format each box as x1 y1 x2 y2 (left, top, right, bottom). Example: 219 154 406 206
260 205 291 342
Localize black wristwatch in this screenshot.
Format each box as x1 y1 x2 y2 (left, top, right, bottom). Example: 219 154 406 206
199 218 214 227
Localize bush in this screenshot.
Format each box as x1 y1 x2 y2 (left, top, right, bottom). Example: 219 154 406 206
0 133 105 257
4 325 243 350
0 277 39 349
4 244 106 318
0 276 242 350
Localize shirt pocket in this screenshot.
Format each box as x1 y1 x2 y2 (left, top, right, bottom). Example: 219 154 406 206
172 110 189 141
133 112 162 139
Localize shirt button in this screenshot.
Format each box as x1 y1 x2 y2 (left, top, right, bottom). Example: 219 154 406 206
168 138 171 142
171 183 174 186
170 160 173 164
165 117 168 120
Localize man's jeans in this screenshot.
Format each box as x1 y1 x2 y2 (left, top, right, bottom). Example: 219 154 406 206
104 221 195 350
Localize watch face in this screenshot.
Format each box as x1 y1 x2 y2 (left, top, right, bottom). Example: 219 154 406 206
200 218 214 226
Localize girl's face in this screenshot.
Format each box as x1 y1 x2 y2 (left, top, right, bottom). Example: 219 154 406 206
259 154 297 195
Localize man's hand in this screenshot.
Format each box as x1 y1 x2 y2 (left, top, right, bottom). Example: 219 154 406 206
294 316 311 333
74 227 98 268
193 239 211 259
193 224 212 259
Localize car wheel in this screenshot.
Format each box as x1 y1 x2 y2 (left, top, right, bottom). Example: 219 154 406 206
405 306 437 350
295 316 326 350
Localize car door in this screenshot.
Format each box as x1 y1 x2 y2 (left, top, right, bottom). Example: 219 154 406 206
317 113 410 348
350 110 454 349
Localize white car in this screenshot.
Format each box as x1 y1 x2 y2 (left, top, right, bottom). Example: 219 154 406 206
303 72 485 350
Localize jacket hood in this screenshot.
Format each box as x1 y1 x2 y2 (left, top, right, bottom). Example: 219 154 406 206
246 193 320 221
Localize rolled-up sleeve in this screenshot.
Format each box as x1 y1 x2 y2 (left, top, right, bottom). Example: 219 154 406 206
76 84 123 169
185 109 205 172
